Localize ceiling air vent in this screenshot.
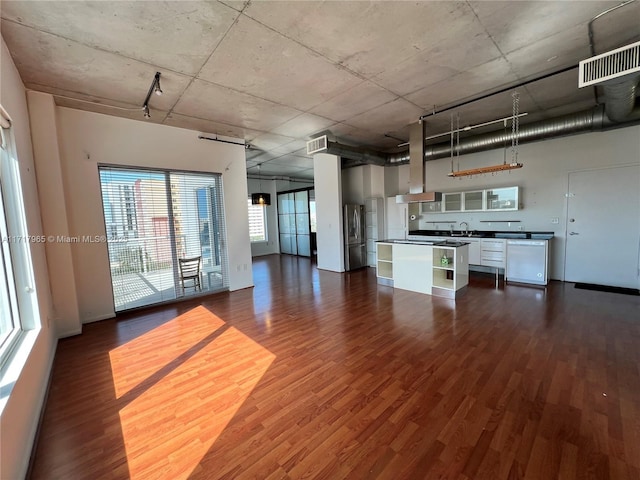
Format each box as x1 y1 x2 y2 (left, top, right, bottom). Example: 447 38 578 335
306 135 328 155
579 40 640 88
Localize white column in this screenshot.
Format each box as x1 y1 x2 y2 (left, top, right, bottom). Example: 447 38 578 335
27 91 82 337
313 153 344 272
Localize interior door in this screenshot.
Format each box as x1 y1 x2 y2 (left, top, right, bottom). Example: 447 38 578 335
564 165 640 288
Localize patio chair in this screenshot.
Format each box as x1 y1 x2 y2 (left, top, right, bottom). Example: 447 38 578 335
178 256 202 293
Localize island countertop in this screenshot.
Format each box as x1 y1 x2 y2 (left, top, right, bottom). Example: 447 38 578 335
378 239 470 247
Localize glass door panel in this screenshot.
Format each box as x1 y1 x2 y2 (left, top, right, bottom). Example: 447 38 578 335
100 167 228 311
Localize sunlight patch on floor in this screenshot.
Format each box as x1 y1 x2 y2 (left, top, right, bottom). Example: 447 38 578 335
109 305 225 399
109 306 275 479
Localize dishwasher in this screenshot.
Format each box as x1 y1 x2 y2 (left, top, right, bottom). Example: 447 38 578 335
506 240 548 285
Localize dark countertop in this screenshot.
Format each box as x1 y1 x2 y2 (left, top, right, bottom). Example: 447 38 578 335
408 230 554 240
378 239 470 247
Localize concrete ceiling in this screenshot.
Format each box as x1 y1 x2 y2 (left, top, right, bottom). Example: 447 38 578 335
2 1 639 181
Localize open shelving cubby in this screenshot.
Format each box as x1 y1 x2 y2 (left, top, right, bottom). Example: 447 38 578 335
376 243 393 281
432 246 455 290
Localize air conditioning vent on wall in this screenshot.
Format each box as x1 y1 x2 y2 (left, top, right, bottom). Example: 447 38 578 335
306 135 328 155
579 40 640 87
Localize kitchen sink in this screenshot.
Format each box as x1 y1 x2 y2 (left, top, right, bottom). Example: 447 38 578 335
450 232 486 238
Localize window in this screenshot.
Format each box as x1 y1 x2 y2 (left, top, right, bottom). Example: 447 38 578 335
0 108 39 369
99 167 229 311
247 199 267 242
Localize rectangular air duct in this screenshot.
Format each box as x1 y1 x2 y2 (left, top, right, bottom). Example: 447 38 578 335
579 40 640 87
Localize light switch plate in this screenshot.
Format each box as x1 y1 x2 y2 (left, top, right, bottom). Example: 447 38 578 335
551 217 559 224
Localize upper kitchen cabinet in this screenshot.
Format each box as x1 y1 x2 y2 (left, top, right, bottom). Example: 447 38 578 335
421 200 442 213
486 187 519 211
422 186 520 213
443 193 462 212
463 191 484 211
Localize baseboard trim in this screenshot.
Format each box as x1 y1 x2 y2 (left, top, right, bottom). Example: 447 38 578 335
23 337 58 480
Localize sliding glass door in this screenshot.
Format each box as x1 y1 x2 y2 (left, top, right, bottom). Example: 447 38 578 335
99 167 228 311
277 188 312 257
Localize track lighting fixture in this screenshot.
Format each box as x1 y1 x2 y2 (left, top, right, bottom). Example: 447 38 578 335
141 71 162 119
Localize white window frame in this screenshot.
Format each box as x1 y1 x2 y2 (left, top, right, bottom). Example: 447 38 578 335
0 112 45 413
247 199 268 243
0 114 40 380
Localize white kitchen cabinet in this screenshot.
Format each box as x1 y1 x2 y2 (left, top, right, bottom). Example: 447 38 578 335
480 238 506 268
486 187 519 211
386 196 407 239
365 197 385 267
462 238 481 265
463 191 484 211
420 186 520 213
421 201 442 213
393 243 433 294
376 241 469 298
443 192 462 212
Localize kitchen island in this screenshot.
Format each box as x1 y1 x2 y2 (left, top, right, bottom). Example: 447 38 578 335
376 240 469 298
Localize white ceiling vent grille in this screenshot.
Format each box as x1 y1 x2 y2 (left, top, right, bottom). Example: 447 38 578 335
579 40 640 88
306 135 328 155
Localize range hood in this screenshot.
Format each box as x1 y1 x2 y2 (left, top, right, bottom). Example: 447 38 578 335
396 122 442 203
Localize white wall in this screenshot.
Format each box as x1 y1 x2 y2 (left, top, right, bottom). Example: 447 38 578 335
314 153 344 272
363 164 385 199
387 126 640 280
46 106 253 323
27 92 82 337
341 165 365 205
0 37 57 480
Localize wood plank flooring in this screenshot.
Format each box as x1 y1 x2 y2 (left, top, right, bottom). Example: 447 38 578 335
29 255 640 479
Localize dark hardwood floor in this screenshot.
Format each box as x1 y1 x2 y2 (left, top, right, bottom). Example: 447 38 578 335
30 255 640 479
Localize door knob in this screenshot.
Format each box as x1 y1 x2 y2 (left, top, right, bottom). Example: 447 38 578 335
569 232 579 235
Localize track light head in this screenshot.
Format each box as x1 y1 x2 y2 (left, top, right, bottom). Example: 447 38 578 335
141 72 162 118
154 72 162 95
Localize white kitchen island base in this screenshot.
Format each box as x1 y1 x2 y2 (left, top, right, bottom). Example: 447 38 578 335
376 241 469 298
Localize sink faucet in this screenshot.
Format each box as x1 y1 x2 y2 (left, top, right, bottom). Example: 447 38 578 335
459 221 469 235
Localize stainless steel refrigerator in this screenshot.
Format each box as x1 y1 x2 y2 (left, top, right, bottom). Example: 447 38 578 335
344 204 366 271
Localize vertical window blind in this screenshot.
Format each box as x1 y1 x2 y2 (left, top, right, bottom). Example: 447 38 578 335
99 166 228 311
247 199 267 242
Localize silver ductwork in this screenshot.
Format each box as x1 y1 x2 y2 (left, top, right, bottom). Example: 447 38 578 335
395 122 442 203
323 141 387 166
603 76 640 121
383 103 640 165
336 57 640 169
423 106 605 162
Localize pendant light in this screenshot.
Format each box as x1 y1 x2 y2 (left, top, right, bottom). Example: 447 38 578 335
251 164 271 206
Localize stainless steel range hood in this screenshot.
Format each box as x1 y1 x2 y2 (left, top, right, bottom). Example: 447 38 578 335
396 122 442 203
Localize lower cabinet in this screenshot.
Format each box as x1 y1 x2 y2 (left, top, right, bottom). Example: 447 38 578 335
376 242 469 298
392 244 433 294
480 238 506 268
